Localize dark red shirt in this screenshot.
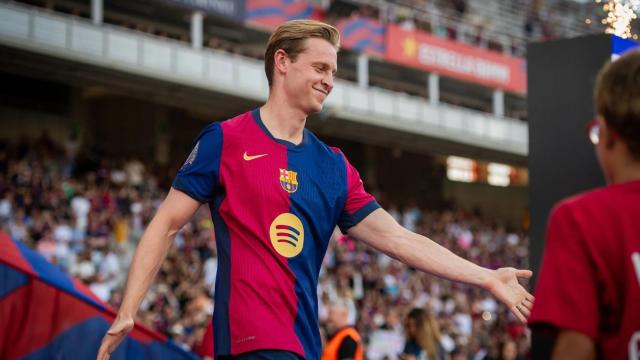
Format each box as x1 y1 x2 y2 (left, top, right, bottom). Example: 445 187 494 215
530 180 640 359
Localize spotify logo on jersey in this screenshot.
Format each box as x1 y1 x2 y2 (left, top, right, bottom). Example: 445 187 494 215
270 213 304 258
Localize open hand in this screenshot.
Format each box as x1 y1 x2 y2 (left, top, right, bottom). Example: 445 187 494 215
96 315 135 360
485 267 535 323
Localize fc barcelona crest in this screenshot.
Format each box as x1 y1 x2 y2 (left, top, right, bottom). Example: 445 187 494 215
279 168 299 194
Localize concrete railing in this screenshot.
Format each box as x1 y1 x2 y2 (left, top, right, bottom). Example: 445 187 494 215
0 1 528 156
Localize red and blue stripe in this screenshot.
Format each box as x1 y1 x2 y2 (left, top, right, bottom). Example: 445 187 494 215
337 17 385 56
245 0 322 30
0 232 199 360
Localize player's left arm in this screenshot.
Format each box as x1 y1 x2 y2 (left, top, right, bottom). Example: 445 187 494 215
347 208 534 323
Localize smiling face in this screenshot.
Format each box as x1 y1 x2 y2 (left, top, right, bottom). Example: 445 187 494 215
277 37 337 115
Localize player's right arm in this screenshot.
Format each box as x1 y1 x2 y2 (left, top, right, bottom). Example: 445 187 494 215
97 123 221 360
97 188 201 360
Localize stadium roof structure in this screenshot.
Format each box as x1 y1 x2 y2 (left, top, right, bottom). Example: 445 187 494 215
0 232 200 360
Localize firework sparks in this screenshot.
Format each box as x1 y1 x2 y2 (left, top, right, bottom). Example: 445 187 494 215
598 0 639 39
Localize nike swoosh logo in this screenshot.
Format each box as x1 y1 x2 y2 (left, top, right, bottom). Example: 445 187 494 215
243 152 268 161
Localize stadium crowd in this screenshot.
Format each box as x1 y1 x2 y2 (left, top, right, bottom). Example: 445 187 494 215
0 134 530 359
19 0 587 59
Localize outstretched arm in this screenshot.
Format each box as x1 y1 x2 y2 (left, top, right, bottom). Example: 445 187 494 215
97 188 202 360
347 208 534 323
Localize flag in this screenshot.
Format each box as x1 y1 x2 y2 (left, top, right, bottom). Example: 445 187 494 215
336 16 385 56
245 0 324 31
0 232 200 360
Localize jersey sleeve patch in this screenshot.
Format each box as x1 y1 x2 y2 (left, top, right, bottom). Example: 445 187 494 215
172 123 223 203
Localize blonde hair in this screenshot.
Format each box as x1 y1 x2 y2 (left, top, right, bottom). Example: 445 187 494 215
408 308 442 360
264 19 340 87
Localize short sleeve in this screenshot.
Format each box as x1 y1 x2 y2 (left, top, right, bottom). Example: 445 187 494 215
529 202 599 339
336 152 380 233
172 123 222 203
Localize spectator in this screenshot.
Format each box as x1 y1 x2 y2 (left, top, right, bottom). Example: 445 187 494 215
124 156 145 188
322 300 364 360
401 308 446 360
495 338 521 360
70 187 90 240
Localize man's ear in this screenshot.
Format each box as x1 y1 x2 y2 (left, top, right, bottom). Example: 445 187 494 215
273 49 289 76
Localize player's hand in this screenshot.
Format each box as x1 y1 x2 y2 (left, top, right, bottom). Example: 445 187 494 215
97 315 135 360
485 267 535 324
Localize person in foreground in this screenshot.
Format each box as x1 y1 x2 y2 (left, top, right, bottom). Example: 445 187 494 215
97 20 534 360
529 51 640 360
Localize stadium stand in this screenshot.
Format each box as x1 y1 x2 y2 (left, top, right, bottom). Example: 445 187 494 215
11 0 634 124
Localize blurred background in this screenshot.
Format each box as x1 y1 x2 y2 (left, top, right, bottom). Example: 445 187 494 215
0 0 638 359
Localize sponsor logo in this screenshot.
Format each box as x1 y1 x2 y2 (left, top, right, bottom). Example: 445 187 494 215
243 152 268 161
270 213 304 258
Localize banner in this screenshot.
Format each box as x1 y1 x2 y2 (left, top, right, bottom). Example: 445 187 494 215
161 0 245 21
611 35 640 59
245 0 323 31
0 232 199 360
385 25 527 94
335 16 385 56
